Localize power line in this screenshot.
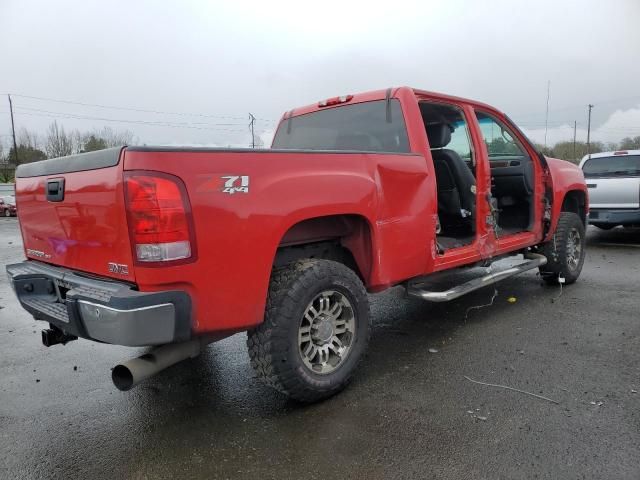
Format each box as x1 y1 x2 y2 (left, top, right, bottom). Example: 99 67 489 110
13 110 247 133
14 105 244 127
5 91 638 127
7 93 276 122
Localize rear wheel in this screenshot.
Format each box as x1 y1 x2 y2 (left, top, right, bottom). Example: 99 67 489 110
539 212 586 285
247 259 370 403
3 209 9 217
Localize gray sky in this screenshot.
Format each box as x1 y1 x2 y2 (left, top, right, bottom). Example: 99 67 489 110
1 0 639 149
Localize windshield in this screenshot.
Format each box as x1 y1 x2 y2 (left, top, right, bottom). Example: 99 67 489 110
582 155 640 178
272 100 410 153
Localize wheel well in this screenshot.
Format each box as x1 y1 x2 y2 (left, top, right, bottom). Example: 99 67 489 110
561 190 587 225
275 215 373 282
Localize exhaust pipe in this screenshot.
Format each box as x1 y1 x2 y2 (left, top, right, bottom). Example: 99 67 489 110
112 338 204 391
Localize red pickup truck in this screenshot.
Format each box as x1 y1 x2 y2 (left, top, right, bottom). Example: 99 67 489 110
7 87 587 402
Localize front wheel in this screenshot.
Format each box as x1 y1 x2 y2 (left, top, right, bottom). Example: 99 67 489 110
3 209 9 217
247 259 370 403
539 212 586 285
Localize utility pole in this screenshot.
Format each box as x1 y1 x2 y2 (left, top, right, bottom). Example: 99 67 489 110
249 113 256 148
8 94 19 165
544 80 551 148
573 120 578 159
586 104 594 155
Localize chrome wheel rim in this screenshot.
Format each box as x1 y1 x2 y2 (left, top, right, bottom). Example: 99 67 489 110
566 228 582 270
298 290 356 375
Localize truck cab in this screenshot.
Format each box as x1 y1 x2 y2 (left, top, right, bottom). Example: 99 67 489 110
272 88 585 272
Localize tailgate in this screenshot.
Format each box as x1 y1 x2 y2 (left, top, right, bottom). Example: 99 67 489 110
582 154 640 209
15 147 136 282
586 177 640 209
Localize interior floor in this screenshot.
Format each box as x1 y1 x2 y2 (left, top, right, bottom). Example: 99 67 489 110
437 235 475 253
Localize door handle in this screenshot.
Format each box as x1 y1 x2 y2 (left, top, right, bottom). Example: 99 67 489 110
46 179 65 202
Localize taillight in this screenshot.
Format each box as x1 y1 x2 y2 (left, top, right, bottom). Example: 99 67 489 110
124 171 196 264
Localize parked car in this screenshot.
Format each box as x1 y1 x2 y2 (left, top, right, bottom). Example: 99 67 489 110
580 150 640 229
0 195 17 217
6 87 588 402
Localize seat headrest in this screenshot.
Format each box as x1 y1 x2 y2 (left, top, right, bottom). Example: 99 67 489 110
426 123 452 149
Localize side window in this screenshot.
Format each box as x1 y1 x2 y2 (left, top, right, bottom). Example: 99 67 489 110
447 119 474 162
475 111 529 160
419 101 474 166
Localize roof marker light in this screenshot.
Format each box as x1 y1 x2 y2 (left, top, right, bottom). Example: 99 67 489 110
318 95 353 108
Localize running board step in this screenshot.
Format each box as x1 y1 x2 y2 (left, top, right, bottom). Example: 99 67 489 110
407 253 547 302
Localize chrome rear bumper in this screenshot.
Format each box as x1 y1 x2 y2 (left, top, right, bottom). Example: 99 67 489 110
6 261 192 346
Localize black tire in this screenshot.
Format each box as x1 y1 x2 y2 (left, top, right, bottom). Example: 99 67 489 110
247 259 370 403
539 212 586 285
592 223 615 230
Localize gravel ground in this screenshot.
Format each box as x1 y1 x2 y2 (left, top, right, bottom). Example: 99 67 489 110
1 217 639 479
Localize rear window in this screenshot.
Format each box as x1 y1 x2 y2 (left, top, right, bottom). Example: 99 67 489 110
272 100 410 153
582 155 640 178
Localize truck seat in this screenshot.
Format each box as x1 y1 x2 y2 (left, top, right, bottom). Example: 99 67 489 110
426 123 476 224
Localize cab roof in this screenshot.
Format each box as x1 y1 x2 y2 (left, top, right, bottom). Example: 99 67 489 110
283 86 499 120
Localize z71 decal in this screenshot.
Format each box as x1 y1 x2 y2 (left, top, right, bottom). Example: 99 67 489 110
221 175 250 194
196 175 251 195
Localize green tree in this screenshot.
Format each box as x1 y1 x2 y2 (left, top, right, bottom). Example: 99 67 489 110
532 141 606 164
486 137 521 155
82 135 108 152
619 136 640 150
532 143 553 156
8 145 47 165
0 171 14 183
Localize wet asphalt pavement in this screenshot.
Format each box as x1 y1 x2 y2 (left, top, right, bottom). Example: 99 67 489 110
1 217 639 479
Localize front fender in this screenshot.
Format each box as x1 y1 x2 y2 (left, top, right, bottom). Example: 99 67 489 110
545 157 588 241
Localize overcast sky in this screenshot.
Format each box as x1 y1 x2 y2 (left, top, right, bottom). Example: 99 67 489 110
1 0 639 150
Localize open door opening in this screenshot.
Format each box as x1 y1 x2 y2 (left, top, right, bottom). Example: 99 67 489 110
420 101 477 252
475 111 535 236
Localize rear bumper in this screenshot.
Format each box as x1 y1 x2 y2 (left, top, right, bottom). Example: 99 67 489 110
588 208 640 225
6 261 192 346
